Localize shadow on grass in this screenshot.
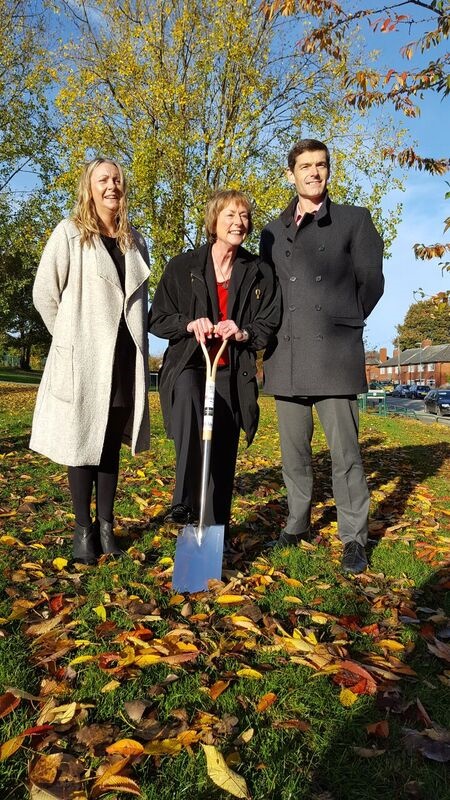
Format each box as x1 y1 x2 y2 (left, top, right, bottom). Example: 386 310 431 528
228 439 450 564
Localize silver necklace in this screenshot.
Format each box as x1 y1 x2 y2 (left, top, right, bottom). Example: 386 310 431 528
214 258 233 289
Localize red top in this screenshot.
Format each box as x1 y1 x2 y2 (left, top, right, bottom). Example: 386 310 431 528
209 281 230 367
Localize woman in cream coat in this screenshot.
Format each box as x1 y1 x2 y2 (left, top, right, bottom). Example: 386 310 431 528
30 157 150 564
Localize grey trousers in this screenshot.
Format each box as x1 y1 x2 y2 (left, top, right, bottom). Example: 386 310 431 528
275 396 369 545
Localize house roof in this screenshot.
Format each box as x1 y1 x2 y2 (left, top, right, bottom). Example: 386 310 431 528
381 343 450 367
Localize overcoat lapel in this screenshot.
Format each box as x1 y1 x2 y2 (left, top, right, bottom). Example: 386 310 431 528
94 239 122 290
94 237 150 298
227 248 258 322
124 246 150 299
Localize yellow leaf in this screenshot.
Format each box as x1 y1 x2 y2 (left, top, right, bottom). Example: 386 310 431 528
283 595 303 604
52 701 78 724
52 557 68 571
101 680 121 693
159 557 173 566
0 734 25 761
134 654 162 667
93 605 107 621
0 535 24 547
69 655 96 666
283 577 303 588
202 744 249 798
310 613 328 624
340 688 358 707
236 668 263 679
148 503 166 517
177 730 200 746
378 639 405 652
144 739 182 756
169 594 185 605
106 739 144 757
216 595 245 605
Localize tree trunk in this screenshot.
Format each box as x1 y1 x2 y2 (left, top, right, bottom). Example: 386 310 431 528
20 344 31 371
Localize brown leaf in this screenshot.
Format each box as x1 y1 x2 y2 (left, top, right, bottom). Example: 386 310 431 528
124 700 148 723
352 747 386 758
366 720 389 738
30 753 63 785
272 719 310 731
0 691 20 718
75 724 117 755
209 680 230 701
256 692 277 712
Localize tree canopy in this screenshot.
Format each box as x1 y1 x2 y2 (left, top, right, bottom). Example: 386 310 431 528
260 0 450 269
397 292 450 348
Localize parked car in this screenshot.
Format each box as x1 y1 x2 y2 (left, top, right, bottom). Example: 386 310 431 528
424 389 450 416
408 384 430 399
391 384 410 397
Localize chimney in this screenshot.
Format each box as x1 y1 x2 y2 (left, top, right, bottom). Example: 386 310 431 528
393 348 398 358
379 347 387 362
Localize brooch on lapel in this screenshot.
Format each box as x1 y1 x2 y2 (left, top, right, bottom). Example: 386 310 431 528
255 288 261 300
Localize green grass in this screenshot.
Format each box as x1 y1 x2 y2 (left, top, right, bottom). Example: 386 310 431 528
0 387 449 799
0 367 42 384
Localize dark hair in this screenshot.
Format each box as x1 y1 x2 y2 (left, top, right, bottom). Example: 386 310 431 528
287 139 330 171
204 189 253 243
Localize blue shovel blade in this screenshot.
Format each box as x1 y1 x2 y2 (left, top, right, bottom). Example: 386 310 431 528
172 524 225 593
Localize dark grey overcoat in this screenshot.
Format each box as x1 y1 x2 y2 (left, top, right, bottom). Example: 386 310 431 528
149 243 281 445
260 195 384 396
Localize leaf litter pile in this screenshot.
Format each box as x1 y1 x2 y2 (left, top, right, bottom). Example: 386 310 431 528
0 386 449 799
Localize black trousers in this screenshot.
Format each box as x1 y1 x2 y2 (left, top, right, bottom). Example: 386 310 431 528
67 407 130 526
171 367 240 527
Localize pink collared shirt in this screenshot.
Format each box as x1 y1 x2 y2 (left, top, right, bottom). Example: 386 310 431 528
294 200 323 225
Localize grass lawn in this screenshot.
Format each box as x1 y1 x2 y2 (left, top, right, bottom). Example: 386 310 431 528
0 368 42 385
0 387 449 800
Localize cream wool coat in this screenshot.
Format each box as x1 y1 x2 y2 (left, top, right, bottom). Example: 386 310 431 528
30 219 150 466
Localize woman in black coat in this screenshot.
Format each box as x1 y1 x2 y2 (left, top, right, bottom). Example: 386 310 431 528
149 189 280 530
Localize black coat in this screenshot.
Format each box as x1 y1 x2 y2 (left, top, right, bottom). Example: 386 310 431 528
149 243 281 444
260 195 384 396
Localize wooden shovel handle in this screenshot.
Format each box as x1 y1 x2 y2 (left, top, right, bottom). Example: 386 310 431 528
200 339 228 382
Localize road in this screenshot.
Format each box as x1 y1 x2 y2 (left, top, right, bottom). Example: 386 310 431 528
368 395 450 427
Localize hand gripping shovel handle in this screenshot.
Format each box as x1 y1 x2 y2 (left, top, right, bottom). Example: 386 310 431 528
197 339 228 532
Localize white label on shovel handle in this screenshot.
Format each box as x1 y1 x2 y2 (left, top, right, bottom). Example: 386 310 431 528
203 379 215 439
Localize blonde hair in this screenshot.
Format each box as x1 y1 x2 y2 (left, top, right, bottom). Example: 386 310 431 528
204 189 253 243
72 158 134 253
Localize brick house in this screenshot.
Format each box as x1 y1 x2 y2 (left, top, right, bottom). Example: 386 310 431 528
376 341 450 387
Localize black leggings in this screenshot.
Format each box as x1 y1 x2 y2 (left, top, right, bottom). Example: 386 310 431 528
67 407 130 526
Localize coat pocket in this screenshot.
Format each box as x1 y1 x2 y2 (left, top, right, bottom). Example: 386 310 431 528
49 344 74 403
332 316 364 328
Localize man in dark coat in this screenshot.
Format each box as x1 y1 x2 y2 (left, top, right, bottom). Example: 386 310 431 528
260 139 384 573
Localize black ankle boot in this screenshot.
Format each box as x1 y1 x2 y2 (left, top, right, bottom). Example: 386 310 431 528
73 522 97 565
99 518 122 556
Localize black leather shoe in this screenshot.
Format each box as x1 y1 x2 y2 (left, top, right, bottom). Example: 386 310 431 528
164 504 198 525
99 518 122 556
73 523 97 565
265 529 311 548
341 541 368 574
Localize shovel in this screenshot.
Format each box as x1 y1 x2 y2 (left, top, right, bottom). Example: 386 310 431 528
172 338 228 593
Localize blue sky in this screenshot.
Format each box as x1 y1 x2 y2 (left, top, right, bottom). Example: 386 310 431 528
362 17 449 353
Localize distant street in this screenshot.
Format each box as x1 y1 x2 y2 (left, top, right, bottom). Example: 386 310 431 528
373 396 450 427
